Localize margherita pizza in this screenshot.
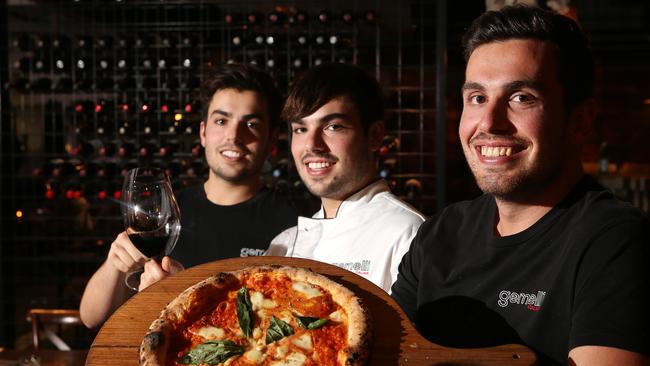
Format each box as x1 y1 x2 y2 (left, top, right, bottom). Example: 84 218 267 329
140 265 371 366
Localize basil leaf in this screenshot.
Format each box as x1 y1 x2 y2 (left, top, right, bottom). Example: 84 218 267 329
265 316 294 344
177 340 245 365
296 316 330 330
236 287 253 337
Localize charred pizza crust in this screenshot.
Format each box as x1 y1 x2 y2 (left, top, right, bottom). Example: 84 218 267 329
140 265 371 366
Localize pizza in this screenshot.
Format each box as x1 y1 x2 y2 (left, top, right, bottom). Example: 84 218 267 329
139 265 371 366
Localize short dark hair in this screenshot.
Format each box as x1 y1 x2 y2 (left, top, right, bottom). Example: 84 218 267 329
200 63 282 130
282 63 384 132
462 5 594 108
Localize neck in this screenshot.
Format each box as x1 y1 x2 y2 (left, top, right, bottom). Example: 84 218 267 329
320 177 378 219
494 162 584 237
203 174 262 206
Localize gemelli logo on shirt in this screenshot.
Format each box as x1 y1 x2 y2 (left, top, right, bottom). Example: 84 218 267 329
498 290 546 312
240 248 266 257
332 260 371 275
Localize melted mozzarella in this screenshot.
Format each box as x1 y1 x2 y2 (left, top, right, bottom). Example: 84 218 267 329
250 291 278 310
271 352 307 366
275 345 289 358
291 282 322 299
243 349 265 364
194 326 225 340
328 310 346 323
291 333 313 351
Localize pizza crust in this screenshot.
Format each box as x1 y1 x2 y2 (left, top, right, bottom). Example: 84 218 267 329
140 265 371 366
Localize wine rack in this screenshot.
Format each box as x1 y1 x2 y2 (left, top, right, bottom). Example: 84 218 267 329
1 0 442 346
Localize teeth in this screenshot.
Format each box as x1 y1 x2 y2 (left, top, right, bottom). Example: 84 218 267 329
222 150 242 158
307 162 332 170
481 146 512 157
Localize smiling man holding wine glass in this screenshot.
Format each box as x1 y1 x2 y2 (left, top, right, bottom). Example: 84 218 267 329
79 64 298 329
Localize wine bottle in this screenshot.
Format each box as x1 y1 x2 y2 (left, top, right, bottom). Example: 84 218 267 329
190 140 203 158
158 139 180 159
342 11 354 24
317 10 331 24
224 12 240 25
11 33 32 51
159 32 178 48
13 57 32 74
76 35 93 50
364 10 377 24
378 158 398 179
290 11 308 25
379 135 400 156
118 141 136 158
116 35 132 49
97 140 118 157
95 35 113 49
404 178 422 201
247 12 261 25
268 11 285 25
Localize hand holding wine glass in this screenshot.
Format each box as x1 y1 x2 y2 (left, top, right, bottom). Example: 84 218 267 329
122 167 181 291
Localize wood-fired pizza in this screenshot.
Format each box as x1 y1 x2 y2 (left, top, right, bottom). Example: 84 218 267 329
139 265 371 366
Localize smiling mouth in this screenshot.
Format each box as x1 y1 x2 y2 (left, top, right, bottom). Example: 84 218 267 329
306 161 334 170
481 146 513 157
221 150 243 159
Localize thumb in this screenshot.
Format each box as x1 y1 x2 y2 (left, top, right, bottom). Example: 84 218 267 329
161 256 184 274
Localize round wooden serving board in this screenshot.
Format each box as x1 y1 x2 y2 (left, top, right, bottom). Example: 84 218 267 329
86 257 536 365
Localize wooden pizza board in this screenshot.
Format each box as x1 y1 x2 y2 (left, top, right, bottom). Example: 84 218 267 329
86 257 536 365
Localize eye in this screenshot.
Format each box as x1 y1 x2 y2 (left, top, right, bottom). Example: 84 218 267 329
511 93 535 103
292 126 307 134
468 94 486 104
214 118 226 125
246 120 260 129
324 123 345 132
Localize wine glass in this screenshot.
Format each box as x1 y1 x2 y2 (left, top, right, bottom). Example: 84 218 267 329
121 167 181 291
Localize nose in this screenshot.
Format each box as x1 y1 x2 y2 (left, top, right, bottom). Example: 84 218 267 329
224 121 242 142
304 129 327 153
478 100 513 134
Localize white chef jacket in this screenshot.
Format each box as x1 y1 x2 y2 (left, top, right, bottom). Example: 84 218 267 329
266 180 425 293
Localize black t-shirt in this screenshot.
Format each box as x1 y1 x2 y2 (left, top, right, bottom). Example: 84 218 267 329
392 176 649 365
170 184 298 268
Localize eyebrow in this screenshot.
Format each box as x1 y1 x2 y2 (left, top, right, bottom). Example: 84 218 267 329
461 80 545 94
290 113 350 124
210 109 264 120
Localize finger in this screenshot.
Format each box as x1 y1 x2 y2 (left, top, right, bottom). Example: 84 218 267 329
117 232 148 265
161 256 184 274
140 259 168 291
107 238 138 273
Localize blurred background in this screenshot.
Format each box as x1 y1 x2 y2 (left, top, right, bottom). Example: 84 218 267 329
0 0 648 352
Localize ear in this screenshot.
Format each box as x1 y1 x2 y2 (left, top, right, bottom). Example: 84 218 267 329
368 121 385 152
199 121 207 148
568 98 597 145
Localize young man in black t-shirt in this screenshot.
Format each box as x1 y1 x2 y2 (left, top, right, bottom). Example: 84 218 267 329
80 65 297 329
391 6 649 365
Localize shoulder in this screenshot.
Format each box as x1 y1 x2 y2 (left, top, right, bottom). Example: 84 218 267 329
563 179 647 235
371 191 427 224
254 188 298 213
415 194 492 241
